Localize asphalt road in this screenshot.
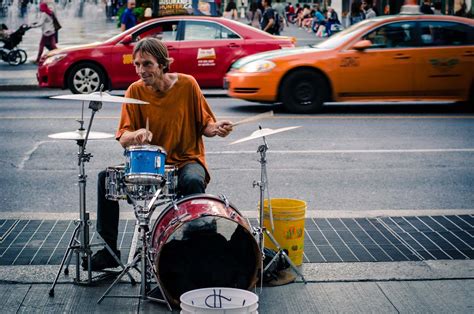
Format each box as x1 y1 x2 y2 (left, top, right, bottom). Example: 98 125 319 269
0 90 473 215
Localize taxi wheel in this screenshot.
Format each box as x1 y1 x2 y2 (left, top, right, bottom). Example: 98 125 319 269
281 70 328 114
68 63 107 94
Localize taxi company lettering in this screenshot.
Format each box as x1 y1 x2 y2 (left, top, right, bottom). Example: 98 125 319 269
197 48 216 67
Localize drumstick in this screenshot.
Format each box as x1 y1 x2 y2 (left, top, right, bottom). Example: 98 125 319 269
232 110 274 127
145 117 149 144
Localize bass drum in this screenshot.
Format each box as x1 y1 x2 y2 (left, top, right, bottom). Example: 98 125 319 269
151 194 260 307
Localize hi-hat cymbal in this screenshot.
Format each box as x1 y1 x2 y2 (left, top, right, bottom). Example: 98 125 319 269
229 126 301 145
48 130 114 140
51 92 149 104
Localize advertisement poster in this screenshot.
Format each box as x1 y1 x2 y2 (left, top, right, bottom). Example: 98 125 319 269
158 0 217 17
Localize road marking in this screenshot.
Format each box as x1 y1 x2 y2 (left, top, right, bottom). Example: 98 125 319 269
208 149 474 154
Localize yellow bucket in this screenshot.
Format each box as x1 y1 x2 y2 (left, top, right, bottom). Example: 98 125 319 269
262 198 306 266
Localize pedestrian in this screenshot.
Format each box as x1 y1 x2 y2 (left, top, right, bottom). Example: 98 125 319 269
29 2 57 64
84 37 233 271
363 0 377 19
420 0 434 14
120 0 137 32
350 0 365 25
247 1 262 29
223 0 238 19
261 0 277 35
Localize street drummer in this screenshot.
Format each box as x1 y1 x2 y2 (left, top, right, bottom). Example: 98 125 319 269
85 37 233 271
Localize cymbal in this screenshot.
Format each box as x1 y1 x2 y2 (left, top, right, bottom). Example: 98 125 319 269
51 92 149 104
229 126 301 145
48 130 115 140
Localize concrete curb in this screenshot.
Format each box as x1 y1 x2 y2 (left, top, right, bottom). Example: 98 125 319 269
1 260 472 284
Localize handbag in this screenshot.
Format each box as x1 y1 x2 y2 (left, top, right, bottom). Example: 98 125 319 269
52 13 62 31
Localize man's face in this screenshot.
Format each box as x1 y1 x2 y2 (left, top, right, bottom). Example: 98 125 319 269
134 52 164 87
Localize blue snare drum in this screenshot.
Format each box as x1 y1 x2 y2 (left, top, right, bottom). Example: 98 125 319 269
124 145 167 185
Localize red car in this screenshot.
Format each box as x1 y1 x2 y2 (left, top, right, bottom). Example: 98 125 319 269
37 16 295 94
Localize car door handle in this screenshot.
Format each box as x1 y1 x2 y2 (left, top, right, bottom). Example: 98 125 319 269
227 43 240 48
393 54 410 60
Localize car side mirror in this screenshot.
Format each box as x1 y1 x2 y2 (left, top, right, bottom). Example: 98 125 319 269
353 40 372 51
120 34 133 45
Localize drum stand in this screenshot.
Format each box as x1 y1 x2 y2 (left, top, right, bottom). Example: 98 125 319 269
49 100 135 297
252 130 307 289
97 188 172 311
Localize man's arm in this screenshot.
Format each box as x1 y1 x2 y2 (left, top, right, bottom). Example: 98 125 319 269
118 129 153 148
203 120 233 138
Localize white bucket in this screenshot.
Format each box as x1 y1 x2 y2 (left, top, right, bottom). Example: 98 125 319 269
180 288 259 314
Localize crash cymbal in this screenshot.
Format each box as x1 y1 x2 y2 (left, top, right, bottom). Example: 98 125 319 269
51 92 149 104
48 130 114 140
229 126 301 145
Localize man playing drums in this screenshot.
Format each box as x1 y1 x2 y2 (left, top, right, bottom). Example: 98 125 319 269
85 37 233 271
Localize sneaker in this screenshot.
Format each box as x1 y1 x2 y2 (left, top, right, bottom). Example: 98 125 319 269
82 248 121 271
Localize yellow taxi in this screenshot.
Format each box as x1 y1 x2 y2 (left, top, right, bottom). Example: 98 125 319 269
225 14 474 113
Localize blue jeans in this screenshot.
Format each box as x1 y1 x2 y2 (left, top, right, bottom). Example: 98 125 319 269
96 162 206 250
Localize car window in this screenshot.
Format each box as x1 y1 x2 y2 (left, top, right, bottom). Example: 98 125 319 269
363 22 417 49
134 21 179 42
184 21 240 41
419 21 473 46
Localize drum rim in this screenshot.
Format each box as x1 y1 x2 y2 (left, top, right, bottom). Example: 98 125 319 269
126 145 167 154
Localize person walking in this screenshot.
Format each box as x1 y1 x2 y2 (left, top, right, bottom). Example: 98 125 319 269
30 2 57 64
247 2 262 28
121 0 137 32
261 0 277 34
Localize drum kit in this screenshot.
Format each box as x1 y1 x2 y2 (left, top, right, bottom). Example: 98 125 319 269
46 90 305 310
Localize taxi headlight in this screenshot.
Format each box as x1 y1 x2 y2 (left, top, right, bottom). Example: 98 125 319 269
238 60 276 73
43 53 67 66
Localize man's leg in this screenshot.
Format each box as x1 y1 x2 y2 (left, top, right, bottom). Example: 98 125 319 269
97 169 119 251
84 170 121 271
177 162 206 197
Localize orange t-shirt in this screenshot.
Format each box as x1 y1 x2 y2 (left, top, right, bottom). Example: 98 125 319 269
116 74 216 182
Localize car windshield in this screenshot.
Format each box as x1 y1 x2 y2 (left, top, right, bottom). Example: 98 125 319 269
313 19 378 49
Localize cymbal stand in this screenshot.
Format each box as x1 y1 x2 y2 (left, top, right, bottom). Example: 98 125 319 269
49 99 135 297
98 186 172 311
252 127 307 291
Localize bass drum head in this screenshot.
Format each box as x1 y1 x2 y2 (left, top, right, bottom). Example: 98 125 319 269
152 194 260 307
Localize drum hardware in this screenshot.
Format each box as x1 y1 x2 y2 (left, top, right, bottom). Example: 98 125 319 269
231 125 307 290
97 188 172 310
48 93 141 297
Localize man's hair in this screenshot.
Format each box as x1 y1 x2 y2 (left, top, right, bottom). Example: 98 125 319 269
133 37 172 73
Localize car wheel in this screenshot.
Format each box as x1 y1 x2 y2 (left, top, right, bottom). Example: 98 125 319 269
7 50 21 66
68 63 107 94
280 70 328 114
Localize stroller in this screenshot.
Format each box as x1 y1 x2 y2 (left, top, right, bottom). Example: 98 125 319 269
0 23 30 65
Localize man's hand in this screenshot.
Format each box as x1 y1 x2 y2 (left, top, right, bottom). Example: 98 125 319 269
204 120 233 138
119 129 153 147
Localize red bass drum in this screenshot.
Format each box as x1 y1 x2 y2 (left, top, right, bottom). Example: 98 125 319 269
150 194 261 306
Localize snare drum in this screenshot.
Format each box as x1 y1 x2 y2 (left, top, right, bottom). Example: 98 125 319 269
124 145 166 185
105 164 178 201
105 165 127 201
151 194 260 306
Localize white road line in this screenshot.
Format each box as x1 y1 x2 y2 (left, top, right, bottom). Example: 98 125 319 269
208 148 474 155
18 141 47 170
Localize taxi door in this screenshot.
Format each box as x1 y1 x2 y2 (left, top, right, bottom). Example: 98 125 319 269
337 21 417 101
414 21 473 100
179 20 245 87
109 20 181 89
